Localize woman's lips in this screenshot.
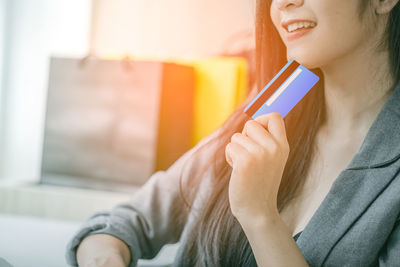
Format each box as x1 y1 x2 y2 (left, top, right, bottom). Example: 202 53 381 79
284 27 314 42
281 19 317 42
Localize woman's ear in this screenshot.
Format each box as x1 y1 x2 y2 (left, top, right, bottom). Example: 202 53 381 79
373 0 399 14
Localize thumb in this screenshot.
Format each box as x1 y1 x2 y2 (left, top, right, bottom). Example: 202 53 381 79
254 112 287 144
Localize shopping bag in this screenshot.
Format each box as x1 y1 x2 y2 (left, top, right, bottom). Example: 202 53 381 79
41 57 195 188
179 57 249 146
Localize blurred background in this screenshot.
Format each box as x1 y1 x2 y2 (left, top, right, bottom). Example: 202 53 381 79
0 0 255 266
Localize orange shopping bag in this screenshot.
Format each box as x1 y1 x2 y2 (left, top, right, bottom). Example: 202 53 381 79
41 57 195 190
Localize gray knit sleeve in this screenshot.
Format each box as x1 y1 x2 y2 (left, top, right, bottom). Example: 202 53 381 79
65 128 221 267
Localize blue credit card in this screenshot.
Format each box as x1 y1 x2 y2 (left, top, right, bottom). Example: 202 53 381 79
244 60 319 119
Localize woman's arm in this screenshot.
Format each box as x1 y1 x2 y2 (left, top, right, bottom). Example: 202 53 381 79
76 234 131 267
66 127 222 266
240 215 309 267
226 113 308 266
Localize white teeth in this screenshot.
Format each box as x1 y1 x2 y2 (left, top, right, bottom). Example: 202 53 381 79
287 22 316 33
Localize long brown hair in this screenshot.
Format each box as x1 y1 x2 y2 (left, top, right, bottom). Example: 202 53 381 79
177 0 400 266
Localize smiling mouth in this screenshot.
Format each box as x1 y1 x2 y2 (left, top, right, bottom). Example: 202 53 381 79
285 21 317 33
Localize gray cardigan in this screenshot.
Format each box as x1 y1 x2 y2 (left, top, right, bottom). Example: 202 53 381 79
66 82 400 266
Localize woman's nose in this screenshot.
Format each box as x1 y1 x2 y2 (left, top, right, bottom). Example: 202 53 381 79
274 0 303 10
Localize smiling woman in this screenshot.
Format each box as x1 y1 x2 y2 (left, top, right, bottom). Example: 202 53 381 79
68 0 400 266
178 0 400 266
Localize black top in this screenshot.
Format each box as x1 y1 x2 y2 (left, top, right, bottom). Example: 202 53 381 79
293 231 302 241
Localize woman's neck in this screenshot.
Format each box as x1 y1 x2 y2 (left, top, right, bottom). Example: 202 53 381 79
320 44 395 139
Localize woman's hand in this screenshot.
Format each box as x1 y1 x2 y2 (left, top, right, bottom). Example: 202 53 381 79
76 234 131 267
225 112 290 225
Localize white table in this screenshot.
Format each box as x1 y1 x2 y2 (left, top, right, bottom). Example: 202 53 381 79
0 213 179 267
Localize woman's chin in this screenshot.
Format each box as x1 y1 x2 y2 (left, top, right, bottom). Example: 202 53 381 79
286 51 322 70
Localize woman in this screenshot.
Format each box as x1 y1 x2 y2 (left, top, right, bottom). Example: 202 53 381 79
67 0 400 266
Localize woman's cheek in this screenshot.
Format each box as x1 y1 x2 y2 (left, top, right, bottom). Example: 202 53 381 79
269 3 281 34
